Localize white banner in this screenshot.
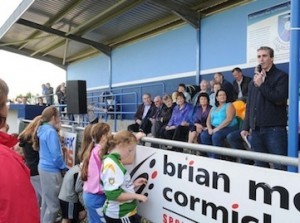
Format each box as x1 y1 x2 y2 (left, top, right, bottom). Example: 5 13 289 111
128 146 300 223
247 2 290 65
61 131 77 168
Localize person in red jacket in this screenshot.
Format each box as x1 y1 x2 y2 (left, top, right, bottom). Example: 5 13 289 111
0 78 40 223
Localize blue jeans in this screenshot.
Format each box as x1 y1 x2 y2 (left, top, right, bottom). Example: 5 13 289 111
200 126 238 158
251 127 287 170
83 192 106 223
226 130 253 164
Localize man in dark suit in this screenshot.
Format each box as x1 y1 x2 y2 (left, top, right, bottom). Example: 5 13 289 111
232 67 252 102
127 93 156 134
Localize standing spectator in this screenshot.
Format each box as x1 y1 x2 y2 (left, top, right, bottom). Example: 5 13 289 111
19 115 43 207
46 82 54 105
0 78 39 222
214 72 234 102
57 83 67 113
42 83 48 99
56 82 65 95
101 130 148 222
241 46 288 170
200 89 238 158
58 163 87 223
127 93 155 134
33 106 67 223
81 122 111 223
231 67 252 101
177 83 191 103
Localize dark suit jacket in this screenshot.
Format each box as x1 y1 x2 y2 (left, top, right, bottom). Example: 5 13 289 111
221 79 234 102
134 102 156 121
232 76 252 101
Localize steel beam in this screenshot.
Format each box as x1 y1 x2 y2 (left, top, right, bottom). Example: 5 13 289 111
16 18 111 56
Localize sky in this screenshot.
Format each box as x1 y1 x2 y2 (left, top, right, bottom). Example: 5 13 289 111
0 0 66 99
0 50 66 99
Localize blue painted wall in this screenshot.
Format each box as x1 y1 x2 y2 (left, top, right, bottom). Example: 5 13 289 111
67 55 110 88
68 0 290 115
112 25 197 83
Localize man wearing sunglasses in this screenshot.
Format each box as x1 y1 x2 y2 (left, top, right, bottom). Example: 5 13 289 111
0 78 39 222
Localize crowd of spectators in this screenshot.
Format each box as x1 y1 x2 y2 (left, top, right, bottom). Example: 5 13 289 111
127 46 288 171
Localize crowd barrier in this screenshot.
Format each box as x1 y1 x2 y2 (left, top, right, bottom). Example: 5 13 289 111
19 120 300 223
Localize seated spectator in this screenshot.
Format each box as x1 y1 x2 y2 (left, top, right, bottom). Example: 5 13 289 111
188 92 212 144
177 83 191 103
86 103 102 124
209 83 221 106
226 100 253 164
163 92 192 151
102 91 120 119
192 80 211 105
209 79 215 92
22 96 28 104
149 96 164 137
127 93 155 134
214 72 234 102
232 67 252 101
153 94 175 139
36 97 46 106
200 89 238 158
171 91 178 105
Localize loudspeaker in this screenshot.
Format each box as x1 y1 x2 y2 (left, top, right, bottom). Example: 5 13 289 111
66 80 87 114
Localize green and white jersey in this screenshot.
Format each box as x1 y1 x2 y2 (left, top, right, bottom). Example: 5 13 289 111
101 153 137 219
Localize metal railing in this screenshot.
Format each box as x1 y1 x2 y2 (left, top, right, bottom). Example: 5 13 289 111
54 122 300 172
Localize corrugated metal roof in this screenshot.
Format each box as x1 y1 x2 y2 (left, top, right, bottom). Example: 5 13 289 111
0 0 253 68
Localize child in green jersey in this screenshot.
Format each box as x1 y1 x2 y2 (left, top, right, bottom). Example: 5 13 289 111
101 130 147 223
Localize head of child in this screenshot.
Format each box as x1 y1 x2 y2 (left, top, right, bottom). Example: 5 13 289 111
91 122 111 145
32 106 61 150
91 122 111 159
105 130 138 165
19 115 42 145
81 122 111 181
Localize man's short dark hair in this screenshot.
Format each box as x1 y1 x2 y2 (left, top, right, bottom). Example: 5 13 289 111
232 67 242 73
178 83 186 90
257 46 274 58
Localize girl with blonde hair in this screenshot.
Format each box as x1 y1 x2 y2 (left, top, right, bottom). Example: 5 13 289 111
102 130 147 223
